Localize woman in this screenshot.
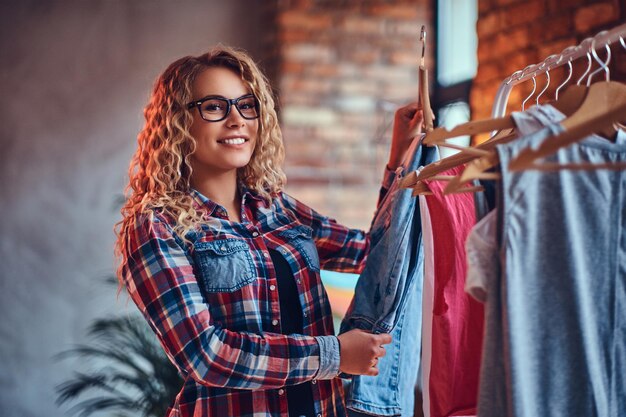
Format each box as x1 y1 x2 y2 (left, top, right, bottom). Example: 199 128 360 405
116 46 423 417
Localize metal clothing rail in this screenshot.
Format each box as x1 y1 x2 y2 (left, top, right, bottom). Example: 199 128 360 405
490 22 626 118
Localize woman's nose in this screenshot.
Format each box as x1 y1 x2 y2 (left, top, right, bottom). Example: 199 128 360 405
225 106 246 127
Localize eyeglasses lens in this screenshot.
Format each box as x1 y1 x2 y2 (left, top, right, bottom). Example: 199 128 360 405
200 97 259 121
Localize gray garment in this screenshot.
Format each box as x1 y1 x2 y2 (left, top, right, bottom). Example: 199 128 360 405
476 106 552 417
480 104 626 417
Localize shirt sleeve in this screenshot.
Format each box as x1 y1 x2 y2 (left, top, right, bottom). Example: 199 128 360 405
121 211 340 390
280 166 397 274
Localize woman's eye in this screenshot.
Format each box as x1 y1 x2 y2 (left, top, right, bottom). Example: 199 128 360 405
203 102 225 112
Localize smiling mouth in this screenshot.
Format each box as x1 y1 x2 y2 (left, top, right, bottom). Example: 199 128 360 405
217 137 248 145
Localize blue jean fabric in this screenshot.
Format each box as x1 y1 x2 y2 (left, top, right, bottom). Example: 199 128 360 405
482 104 626 417
347 279 422 417
340 138 439 416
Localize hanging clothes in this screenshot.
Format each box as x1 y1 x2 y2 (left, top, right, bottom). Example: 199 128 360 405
421 166 484 417
478 103 626 417
472 104 572 417
340 138 438 416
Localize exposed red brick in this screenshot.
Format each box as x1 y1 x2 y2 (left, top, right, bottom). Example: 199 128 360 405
479 0 494 16
574 3 618 33
341 16 384 36
306 64 340 78
493 27 530 58
367 4 421 20
549 0 587 12
500 50 538 78
280 75 335 95
470 83 500 115
278 10 333 31
341 48 381 65
503 1 545 28
477 37 497 62
278 30 316 44
528 13 573 42
281 61 305 75
475 61 502 84
495 0 524 6
477 11 503 38
274 1 434 220
537 37 578 64
388 50 421 66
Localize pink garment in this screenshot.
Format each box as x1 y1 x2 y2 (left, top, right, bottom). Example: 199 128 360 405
423 166 484 417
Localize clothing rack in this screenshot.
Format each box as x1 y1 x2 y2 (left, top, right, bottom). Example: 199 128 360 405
490 22 626 118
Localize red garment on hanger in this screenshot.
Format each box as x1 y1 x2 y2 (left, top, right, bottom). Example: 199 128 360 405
423 165 484 417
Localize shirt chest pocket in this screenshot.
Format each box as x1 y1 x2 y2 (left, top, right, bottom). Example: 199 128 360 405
193 238 256 293
278 225 320 272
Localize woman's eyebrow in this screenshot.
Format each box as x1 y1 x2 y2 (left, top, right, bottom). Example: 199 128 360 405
197 93 252 101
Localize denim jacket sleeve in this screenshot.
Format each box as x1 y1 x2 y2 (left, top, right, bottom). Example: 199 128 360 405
122 211 339 389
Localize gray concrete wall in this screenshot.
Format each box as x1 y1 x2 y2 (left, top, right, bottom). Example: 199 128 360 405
0 1 267 416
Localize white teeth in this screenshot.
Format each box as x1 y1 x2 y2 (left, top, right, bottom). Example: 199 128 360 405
220 138 246 145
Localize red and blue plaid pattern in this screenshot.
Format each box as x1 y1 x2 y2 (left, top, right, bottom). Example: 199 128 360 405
121 170 394 417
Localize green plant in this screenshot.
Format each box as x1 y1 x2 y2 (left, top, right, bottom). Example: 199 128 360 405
56 315 183 417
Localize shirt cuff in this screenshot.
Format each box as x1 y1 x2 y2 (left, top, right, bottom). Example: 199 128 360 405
314 335 341 380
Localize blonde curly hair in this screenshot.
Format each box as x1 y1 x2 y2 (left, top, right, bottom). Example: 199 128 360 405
115 45 286 281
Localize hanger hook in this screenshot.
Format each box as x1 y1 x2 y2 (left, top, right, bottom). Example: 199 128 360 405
576 38 594 85
419 25 426 66
536 54 558 105
587 37 611 86
555 60 573 100
520 64 537 111
554 45 577 100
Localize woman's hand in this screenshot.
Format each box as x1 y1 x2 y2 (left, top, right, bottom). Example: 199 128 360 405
387 102 425 170
337 329 392 376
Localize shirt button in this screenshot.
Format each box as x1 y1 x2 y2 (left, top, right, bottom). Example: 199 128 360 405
296 279 301 284
303 312 308 318
264 252 269 258
269 284 276 291
312 379 317 385
220 246 226 251
278 388 285 395
272 319 279 326
252 231 259 237
317 414 322 417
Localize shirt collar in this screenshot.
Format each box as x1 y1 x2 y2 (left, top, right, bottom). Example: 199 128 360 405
190 188 222 217
190 185 269 219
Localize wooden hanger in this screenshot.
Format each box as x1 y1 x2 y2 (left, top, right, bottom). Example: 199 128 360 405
400 134 511 195
508 80 626 171
422 116 515 146
420 65 540 147
444 84 591 193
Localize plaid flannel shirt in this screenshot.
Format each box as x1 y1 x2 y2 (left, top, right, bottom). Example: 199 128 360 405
121 169 394 417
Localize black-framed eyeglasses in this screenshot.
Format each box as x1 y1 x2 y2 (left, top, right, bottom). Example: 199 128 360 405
186 94 260 122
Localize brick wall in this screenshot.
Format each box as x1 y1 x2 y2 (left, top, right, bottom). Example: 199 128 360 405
472 0 626 123
273 0 434 229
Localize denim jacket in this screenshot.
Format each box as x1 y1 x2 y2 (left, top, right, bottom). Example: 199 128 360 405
340 138 439 416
